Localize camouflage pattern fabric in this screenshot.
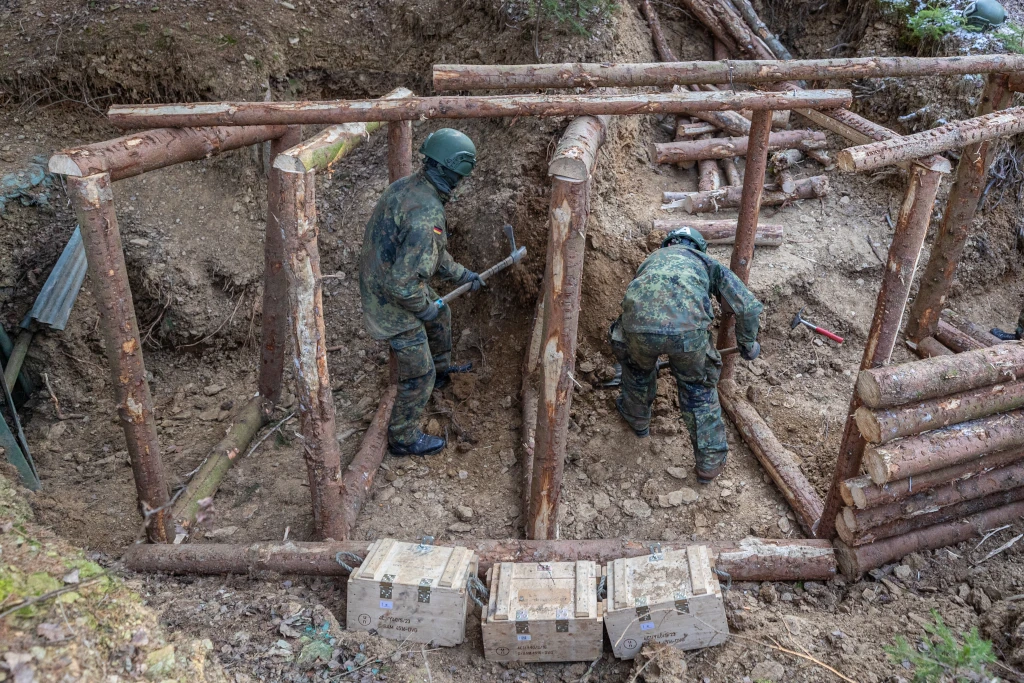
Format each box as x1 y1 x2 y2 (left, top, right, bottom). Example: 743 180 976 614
387 302 452 444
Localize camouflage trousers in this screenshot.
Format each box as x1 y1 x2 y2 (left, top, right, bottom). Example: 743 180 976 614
386 301 451 445
615 328 727 471
1016 307 1024 337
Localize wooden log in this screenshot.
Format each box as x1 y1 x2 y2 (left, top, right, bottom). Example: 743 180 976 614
651 130 826 164
728 0 793 60
836 482 1024 546
106 91 853 128
677 122 719 137
521 296 545 518
172 396 271 531
769 148 805 171
841 446 1024 509
856 342 1024 409
911 337 954 359
836 498 1024 578
528 116 606 540
123 536 836 581
719 380 823 534
651 219 784 246
935 319 985 353
70 173 171 543
549 115 611 181
855 380 1024 444
640 0 677 64
662 175 828 212
776 170 796 194
942 308 1002 347
907 75 1013 341
721 156 743 186
817 163 945 539
698 147 723 192
838 106 1024 173
49 126 289 181
841 458 1024 535
431 56 1024 91
708 0 775 59
864 409 1024 485
674 0 741 56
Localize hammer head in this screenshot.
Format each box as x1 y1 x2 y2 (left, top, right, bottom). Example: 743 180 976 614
790 307 806 330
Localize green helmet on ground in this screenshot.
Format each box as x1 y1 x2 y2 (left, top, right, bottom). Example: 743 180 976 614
964 0 1005 29
420 128 477 177
661 226 708 252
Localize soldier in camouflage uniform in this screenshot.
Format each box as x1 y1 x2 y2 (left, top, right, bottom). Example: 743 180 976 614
359 129 483 457
610 227 763 483
991 308 1024 341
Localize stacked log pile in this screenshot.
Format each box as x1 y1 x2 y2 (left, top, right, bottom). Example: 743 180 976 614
910 308 1001 357
835 343 1024 576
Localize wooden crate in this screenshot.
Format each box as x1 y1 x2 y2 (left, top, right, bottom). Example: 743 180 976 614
346 538 477 647
604 545 729 659
481 560 604 663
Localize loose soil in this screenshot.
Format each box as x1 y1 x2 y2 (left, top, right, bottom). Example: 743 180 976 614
2 0 1024 681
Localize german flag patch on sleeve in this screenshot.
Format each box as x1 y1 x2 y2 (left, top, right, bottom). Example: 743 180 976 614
432 226 443 235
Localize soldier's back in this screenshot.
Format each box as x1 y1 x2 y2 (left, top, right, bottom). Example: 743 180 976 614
621 246 715 336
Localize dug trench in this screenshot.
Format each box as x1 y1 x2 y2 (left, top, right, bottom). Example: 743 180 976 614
3 0 1024 681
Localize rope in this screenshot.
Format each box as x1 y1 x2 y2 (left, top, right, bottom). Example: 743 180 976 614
467 575 489 608
597 575 607 601
334 551 365 573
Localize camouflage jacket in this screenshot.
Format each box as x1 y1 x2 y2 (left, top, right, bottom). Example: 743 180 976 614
359 171 468 339
621 245 763 345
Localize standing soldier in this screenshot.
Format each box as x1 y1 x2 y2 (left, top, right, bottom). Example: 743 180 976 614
610 227 763 483
359 128 483 457
991 309 1024 341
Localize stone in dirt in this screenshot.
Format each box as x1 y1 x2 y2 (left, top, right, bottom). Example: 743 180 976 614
448 522 472 533
666 466 688 480
593 491 610 509
759 583 778 604
630 642 687 682
894 564 913 581
455 505 474 522
678 487 699 504
778 516 792 534
498 449 516 467
750 660 785 681
658 490 684 508
576 503 598 523
203 384 224 396
621 499 652 519
205 526 238 539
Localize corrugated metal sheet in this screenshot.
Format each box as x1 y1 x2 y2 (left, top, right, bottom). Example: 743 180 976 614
22 226 87 331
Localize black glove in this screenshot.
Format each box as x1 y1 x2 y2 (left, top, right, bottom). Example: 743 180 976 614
459 270 484 292
415 300 442 322
740 341 761 361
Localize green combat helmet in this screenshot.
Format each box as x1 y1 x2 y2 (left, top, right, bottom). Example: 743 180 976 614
964 0 1005 29
420 128 477 176
661 226 708 252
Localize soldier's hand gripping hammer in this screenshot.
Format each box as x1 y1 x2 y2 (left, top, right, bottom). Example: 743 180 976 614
438 224 526 307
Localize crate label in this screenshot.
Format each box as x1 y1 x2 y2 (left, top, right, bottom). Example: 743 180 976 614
379 600 394 609
417 578 432 604
379 574 395 600
517 634 531 641
640 622 655 631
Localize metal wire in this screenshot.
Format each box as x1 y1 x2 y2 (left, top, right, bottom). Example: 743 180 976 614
714 567 732 591
334 551 365 573
597 575 607 601
467 575 489 608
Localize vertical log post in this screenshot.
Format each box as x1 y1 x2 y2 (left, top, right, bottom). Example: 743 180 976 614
280 169 346 540
521 295 546 518
907 74 1012 341
717 109 773 380
260 126 303 405
527 116 607 540
70 173 172 543
817 164 945 539
387 121 413 182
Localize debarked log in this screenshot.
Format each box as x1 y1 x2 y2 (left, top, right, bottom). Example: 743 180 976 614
855 342 1024 409
123 536 837 581
841 458 1024 535
651 219 783 246
854 380 1024 444
677 122 720 138
935 319 986 353
910 337 954 359
836 498 1024 577
942 308 1002 347
719 380 823 535
107 91 854 128
650 130 827 164
836 483 1024 546
864 409 1024 485
662 175 828 213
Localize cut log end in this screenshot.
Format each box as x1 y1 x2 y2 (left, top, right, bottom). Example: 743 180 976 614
834 540 862 578
865 447 894 485
272 154 307 174
48 154 85 177
856 372 883 409
854 406 882 444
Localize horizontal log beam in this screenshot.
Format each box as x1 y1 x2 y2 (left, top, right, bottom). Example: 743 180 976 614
935 319 986 353
49 126 289 181
677 121 719 137
651 219 783 246
911 336 954 359
837 106 1024 172
430 56 1024 91
662 175 828 213
122 537 837 581
651 130 827 164
942 308 1002 347
106 91 854 128
856 342 1024 409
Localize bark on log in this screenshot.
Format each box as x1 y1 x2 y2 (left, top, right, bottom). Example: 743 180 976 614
856 342 1024 409
528 116 606 540
855 380 1024 444
864 409 1024 485
837 106 1024 172
911 337 954 359
836 483 1024 546
836 498 1024 578
70 173 171 543
50 126 289 180
172 396 271 531
651 130 826 164
818 164 945 539
728 0 793 60
662 175 828 212
431 56 1024 91
651 219 784 246
387 121 413 182
719 380 823 534
107 91 853 128
721 157 743 186
549 116 610 181
942 308 1002 347
709 0 775 59
677 122 719 138
907 75 1014 341
280 169 346 540
776 170 796 194
770 148 805 171
639 0 677 64
841 446 1024 509
674 0 741 56
521 296 545 518
123 536 836 581
841 458 1024 534
935 319 985 353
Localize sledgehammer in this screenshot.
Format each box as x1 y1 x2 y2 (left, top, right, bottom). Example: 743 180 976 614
439 224 526 305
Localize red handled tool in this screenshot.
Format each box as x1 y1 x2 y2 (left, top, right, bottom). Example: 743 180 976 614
790 307 844 344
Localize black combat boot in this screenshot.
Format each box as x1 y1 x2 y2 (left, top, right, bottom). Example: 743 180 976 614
990 327 1021 341
389 431 446 457
615 397 649 438
434 362 473 390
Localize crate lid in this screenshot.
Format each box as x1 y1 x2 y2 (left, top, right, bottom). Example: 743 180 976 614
607 545 719 612
353 538 474 591
489 561 598 622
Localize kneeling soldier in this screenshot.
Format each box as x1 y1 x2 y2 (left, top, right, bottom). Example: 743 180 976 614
611 227 763 483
